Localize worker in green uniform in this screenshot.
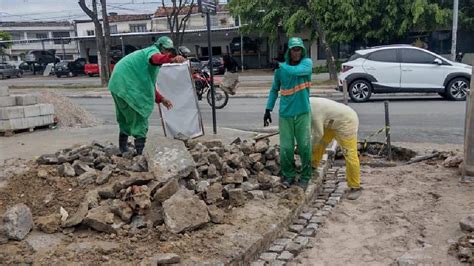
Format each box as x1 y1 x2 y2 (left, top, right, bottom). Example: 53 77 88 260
108 36 185 155
264 37 313 190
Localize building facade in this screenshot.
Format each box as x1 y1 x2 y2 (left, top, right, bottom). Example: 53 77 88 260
0 21 80 64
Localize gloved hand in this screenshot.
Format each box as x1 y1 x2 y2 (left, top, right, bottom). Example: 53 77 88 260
263 109 272 127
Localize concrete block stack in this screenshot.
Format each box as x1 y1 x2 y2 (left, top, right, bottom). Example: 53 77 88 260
0 85 55 134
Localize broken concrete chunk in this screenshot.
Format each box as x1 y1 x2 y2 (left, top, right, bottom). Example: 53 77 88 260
228 188 246 207
104 145 121 157
130 185 152 214
249 153 262 164
1 203 33 240
83 206 122 234
207 152 223 170
460 215 474 232
265 146 277 160
202 139 223 149
131 215 147 229
36 214 61 234
206 183 224 204
153 178 179 203
241 181 260 192
207 164 218 178
129 155 148 172
163 189 210 233
37 169 48 179
196 180 210 193
227 153 242 168
62 201 88 228
37 154 59 165
249 190 265 200
140 253 181 266
72 161 94 176
253 162 265 172
78 171 97 186
145 139 196 183
110 199 133 223
255 140 269 153
222 174 244 185
96 168 112 185
98 185 116 199
443 155 463 168
144 201 164 227
208 205 226 224
240 141 255 155
58 163 75 177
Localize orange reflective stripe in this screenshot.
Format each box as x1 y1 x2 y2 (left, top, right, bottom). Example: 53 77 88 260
280 82 312 96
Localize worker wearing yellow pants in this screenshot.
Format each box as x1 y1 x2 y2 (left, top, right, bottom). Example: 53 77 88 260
310 97 362 200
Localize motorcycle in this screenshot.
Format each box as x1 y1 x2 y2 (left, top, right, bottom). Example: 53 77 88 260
192 66 229 109
176 46 230 109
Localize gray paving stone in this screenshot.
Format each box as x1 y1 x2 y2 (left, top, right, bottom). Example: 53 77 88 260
310 216 325 224
273 238 292 247
15 94 37 106
289 224 304 233
282 231 298 240
294 219 308 225
270 260 286 266
299 212 313 220
300 228 316 237
250 260 266 266
306 223 319 230
260 252 278 262
268 244 285 253
286 242 304 255
277 251 294 261
0 96 16 107
294 236 309 246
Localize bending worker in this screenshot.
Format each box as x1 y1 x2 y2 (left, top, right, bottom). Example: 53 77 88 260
310 97 362 200
264 37 313 190
108 36 185 155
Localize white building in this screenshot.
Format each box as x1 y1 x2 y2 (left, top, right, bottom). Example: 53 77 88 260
0 21 80 63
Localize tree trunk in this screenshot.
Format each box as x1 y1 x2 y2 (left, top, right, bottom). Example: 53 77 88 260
100 0 111 83
316 26 337 80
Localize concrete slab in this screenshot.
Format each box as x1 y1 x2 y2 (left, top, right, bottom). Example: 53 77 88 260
23 105 41 117
0 106 25 119
15 94 37 106
38 103 54 115
0 85 9 97
0 96 16 107
25 230 64 253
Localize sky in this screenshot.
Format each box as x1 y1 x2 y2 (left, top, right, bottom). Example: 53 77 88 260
0 0 226 22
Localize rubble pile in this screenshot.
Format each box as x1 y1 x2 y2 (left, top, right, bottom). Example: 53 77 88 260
184 138 284 208
449 215 474 263
1 138 290 246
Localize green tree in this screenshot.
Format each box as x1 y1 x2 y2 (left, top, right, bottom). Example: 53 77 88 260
0 32 12 55
229 0 451 80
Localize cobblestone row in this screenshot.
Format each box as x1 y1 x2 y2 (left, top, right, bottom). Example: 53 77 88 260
251 166 347 266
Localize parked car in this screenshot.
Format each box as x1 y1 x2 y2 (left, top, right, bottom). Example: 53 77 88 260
84 63 115 77
338 44 472 102
25 49 60 65
54 58 87 78
0 63 23 79
230 36 258 54
188 57 202 70
199 56 225 75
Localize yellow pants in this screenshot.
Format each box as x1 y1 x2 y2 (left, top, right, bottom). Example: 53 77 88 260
312 128 360 188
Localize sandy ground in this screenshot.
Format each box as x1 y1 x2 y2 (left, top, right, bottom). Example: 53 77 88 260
297 143 473 266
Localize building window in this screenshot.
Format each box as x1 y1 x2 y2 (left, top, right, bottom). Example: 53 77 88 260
53 32 71 44
110 25 118 34
130 23 147 32
10 32 23 40
87 30 95 36
36 33 48 39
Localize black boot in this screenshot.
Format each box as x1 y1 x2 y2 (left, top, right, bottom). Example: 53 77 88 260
134 138 146 155
119 133 129 153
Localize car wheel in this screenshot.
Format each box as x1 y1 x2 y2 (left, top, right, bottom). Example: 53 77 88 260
88 73 94 77
445 77 469 101
349 79 372 102
56 74 61 78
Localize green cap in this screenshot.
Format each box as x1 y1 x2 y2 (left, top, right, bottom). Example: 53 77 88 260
155 36 174 49
288 37 304 49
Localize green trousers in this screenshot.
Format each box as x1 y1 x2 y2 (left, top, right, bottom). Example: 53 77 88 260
112 93 149 138
280 112 312 182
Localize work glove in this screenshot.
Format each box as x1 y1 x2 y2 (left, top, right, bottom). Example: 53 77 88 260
263 109 272 127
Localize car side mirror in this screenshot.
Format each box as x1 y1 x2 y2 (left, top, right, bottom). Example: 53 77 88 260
433 58 443 65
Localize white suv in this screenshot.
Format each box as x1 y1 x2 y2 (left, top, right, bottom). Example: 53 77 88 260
338 45 472 102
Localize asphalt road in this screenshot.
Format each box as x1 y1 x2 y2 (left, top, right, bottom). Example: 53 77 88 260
71 96 467 144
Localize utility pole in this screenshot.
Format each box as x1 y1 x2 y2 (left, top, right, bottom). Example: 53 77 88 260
463 60 474 181
451 0 459 61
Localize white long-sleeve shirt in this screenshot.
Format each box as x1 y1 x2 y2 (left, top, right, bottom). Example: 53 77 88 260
310 97 359 144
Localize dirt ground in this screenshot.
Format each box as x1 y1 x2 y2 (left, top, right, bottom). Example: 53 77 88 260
297 143 473 266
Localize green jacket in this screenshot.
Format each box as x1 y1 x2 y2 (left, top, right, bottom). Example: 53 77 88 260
108 45 161 119
266 37 313 117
